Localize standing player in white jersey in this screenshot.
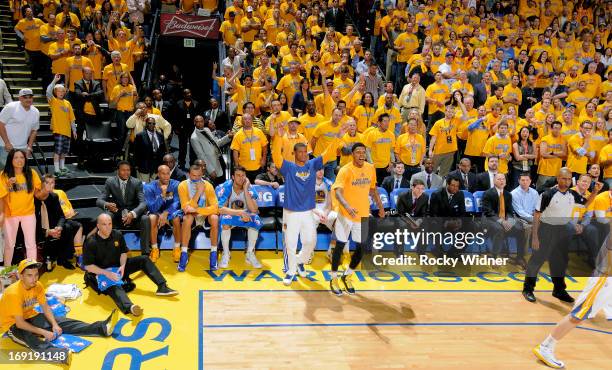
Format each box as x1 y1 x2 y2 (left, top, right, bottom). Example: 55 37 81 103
330 143 385 295
270 120 345 285
533 223 612 368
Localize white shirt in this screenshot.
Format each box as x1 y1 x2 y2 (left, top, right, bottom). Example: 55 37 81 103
0 101 40 148
488 171 497 188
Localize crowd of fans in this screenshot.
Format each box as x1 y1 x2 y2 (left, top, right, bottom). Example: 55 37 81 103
0 0 611 308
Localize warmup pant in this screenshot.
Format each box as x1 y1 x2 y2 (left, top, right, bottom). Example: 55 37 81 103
432 152 455 177
523 223 570 293
4 214 36 266
88 255 167 313
571 276 612 320
7 313 107 365
282 210 316 275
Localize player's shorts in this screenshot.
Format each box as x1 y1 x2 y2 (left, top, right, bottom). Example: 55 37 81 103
335 214 362 243
219 213 263 230
312 210 337 231
570 276 612 320
54 134 70 155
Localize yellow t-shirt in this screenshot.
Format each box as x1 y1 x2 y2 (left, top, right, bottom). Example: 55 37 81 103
352 106 376 133
599 144 612 179
592 191 612 219
394 32 419 63
48 40 71 74
339 132 365 167
537 134 566 177
280 133 310 163
332 77 354 98
429 118 459 155
373 106 401 135
0 169 42 217
110 84 137 112
332 161 376 222
49 97 75 137
395 133 426 166
312 121 341 156
65 56 94 91
240 16 261 43
425 82 450 114
566 133 590 174
276 74 302 105
15 18 45 51
220 20 240 46
39 23 61 55
264 111 293 133
0 281 46 333
365 129 396 168
483 134 513 174
230 128 269 171
102 63 129 93
298 113 325 141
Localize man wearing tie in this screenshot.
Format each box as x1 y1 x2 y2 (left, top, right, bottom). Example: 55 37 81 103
481 173 525 264
475 156 500 191
381 162 410 195
152 89 171 118
134 117 167 182
410 157 444 190
73 67 103 163
429 176 467 257
397 179 429 218
447 158 477 192
204 97 229 133
96 161 152 256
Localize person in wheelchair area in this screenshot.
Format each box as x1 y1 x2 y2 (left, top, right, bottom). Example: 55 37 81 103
217 166 263 269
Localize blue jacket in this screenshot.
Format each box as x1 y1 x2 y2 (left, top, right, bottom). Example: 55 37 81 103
144 179 182 220
216 180 258 208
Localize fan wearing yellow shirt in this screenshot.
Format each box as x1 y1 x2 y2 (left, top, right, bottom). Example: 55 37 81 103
264 99 293 133
395 118 426 180
102 51 131 101
483 121 513 174
47 28 71 76
428 105 459 177
425 72 450 128
230 113 269 181
338 119 364 167
332 67 355 98
329 142 385 296
276 119 311 163
220 11 240 47
352 92 376 133
566 121 596 177
311 108 343 180
64 43 94 92
502 75 522 112
298 101 325 141
537 121 568 188
46 75 76 177
276 64 302 106
579 63 603 99
365 113 396 185
232 75 265 116
14 8 45 79
599 130 612 187
373 93 402 136
109 73 137 145
484 84 505 112
567 80 592 115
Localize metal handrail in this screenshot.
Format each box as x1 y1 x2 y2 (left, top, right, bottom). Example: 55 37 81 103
32 140 48 174
344 5 386 81
139 9 161 95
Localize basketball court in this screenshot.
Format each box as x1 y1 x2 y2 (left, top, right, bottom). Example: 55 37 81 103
2 251 611 369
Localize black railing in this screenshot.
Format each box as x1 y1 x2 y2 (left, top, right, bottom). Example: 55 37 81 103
140 9 161 95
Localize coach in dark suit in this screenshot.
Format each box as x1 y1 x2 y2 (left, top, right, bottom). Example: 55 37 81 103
96 161 151 255
481 173 525 263
172 89 201 169
73 67 103 159
325 0 346 31
381 162 411 194
447 158 477 193
203 97 230 133
134 117 167 182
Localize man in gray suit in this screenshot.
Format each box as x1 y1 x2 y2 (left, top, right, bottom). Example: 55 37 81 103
410 157 444 190
190 115 232 186
96 161 151 255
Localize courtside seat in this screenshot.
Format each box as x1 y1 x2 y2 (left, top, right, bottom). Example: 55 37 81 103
250 185 278 232
389 188 410 210
370 187 390 213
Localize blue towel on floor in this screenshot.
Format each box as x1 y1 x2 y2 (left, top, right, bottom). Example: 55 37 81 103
50 334 92 353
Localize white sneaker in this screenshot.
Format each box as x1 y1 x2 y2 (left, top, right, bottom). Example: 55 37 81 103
245 252 262 268
533 345 565 369
283 274 295 286
219 252 230 269
306 251 314 265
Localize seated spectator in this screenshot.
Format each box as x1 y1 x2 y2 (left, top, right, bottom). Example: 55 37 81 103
475 156 500 191
133 117 167 182
410 157 443 190
96 161 151 255
1 259 119 366
177 165 219 272
481 173 525 265
428 176 467 257
217 166 263 269
144 165 183 264
35 174 83 270
381 162 410 195
83 214 178 317
255 162 284 189
446 158 477 193
396 178 429 219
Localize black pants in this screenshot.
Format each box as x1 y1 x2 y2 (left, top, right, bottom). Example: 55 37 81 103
177 129 191 168
42 219 81 262
523 223 569 293
114 110 132 146
482 218 525 257
7 313 107 364
97 255 166 314
332 241 364 271
76 113 97 156
26 50 45 80
402 164 421 182
245 169 261 183
110 211 151 255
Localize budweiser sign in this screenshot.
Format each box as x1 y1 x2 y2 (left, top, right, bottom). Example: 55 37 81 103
160 13 220 39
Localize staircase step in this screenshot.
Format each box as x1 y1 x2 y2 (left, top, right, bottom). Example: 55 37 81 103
0 56 27 62
36 132 54 142
0 63 30 68
28 155 78 166
0 50 24 58
9 86 43 93
4 78 40 86
3 70 34 76
0 43 20 50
